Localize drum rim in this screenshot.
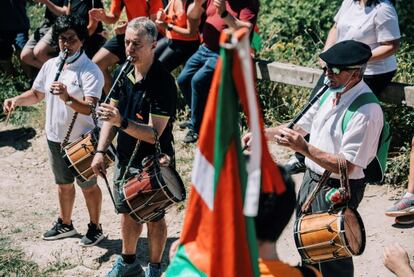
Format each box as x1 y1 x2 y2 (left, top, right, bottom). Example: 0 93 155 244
339 207 366 256
293 214 313 263
156 166 186 202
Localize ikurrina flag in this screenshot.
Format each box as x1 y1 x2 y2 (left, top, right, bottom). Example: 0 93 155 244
166 28 286 277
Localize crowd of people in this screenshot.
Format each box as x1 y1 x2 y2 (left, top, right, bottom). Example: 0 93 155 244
1 0 413 276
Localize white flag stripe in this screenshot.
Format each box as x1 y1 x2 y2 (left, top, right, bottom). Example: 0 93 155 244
234 32 262 217
191 148 215 211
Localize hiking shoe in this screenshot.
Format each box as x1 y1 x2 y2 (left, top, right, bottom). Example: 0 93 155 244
183 129 198 144
105 256 145 277
42 218 78 240
395 214 414 225
178 120 191 130
79 222 105 247
145 263 162 277
385 196 414 217
284 156 306 175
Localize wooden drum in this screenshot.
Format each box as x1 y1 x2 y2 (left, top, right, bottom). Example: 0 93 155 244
294 207 366 264
63 130 116 182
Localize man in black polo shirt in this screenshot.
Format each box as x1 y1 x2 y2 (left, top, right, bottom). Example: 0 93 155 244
92 17 176 277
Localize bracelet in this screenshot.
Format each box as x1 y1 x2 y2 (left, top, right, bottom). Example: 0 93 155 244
95 150 107 154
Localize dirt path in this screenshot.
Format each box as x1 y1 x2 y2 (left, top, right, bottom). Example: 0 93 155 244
0 123 413 277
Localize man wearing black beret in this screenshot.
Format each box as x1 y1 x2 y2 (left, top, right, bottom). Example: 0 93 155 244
243 40 384 277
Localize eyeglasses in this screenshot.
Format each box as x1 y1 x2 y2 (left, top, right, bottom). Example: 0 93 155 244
58 34 79 44
323 65 361 75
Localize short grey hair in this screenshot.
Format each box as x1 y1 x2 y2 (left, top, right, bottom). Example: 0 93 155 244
359 63 367 76
126 17 158 42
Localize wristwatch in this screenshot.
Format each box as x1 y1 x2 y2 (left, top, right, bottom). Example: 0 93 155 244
120 117 129 130
65 96 73 106
220 10 228 18
167 23 174 31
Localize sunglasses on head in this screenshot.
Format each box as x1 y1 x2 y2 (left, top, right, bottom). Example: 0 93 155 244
322 65 361 75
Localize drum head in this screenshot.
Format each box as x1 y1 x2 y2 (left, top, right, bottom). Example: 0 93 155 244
159 166 185 202
343 208 366 255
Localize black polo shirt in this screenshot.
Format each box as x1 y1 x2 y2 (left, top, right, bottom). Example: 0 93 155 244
111 60 177 167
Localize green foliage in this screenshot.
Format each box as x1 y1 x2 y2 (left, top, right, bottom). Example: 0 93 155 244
258 0 341 64
395 0 414 44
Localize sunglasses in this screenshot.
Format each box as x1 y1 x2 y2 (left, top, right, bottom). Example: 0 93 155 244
323 65 361 75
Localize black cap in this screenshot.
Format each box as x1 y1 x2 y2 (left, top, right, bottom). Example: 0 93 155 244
319 40 372 67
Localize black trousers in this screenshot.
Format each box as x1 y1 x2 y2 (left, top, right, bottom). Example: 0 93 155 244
297 169 366 277
155 37 200 73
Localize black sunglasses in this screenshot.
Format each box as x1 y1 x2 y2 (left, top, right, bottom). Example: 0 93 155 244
323 65 361 75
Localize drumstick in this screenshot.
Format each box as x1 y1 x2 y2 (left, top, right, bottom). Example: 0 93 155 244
101 172 118 211
5 109 12 126
163 0 174 12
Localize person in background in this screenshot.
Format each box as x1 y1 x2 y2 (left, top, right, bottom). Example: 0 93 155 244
90 0 163 95
154 0 202 72
383 243 414 277
3 15 105 247
0 0 30 75
177 0 259 144
385 135 414 221
21 0 106 74
20 0 66 71
285 0 400 175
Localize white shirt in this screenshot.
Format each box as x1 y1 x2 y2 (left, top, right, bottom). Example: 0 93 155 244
334 0 400 75
297 80 384 179
33 52 104 143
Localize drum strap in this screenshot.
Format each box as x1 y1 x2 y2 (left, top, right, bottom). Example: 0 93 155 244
118 128 162 187
301 155 350 213
301 170 331 213
338 154 351 201
61 111 79 148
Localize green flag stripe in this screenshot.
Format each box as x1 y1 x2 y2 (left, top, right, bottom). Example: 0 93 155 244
165 245 208 277
213 47 240 192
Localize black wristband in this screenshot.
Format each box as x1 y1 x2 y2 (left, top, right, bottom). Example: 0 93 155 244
120 117 129 130
95 150 106 154
220 10 228 18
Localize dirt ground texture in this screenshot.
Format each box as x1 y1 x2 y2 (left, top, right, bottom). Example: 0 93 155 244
0 122 413 277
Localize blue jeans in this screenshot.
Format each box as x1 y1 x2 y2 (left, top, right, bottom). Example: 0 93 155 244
177 44 218 133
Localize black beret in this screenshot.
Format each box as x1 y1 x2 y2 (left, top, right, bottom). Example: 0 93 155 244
319 40 372 67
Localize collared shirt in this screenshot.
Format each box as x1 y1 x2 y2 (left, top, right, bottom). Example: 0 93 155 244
33 52 104 143
297 80 384 179
111 60 177 166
